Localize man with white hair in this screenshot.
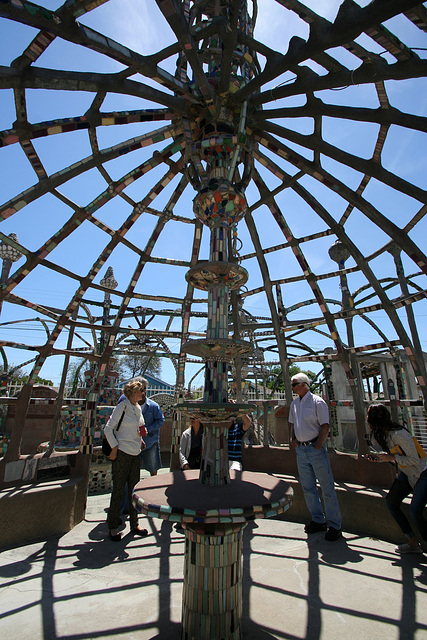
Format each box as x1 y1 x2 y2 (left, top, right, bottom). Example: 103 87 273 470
289 373 342 541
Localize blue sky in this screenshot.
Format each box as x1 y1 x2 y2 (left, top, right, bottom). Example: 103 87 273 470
0 0 426 390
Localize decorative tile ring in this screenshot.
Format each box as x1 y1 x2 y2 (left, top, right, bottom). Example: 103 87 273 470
176 401 254 425
185 261 248 291
181 338 253 361
133 470 293 529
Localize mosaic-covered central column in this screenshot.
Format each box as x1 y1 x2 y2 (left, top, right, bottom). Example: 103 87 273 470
182 523 244 639
167 3 277 639
178 0 255 482
182 187 253 485
204 227 231 404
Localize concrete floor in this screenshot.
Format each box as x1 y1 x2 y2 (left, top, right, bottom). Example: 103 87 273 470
1 469 427 640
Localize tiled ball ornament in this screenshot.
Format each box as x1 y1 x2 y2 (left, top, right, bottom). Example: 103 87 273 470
193 184 247 228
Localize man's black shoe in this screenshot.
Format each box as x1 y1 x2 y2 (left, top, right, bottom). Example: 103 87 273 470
109 531 122 542
131 527 148 537
304 520 327 533
325 527 342 541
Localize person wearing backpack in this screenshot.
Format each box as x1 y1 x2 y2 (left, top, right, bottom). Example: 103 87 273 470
366 403 427 554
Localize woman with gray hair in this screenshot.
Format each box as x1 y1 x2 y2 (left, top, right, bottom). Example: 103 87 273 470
104 379 149 541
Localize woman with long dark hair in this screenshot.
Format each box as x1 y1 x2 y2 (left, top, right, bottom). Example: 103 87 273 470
366 403 427 554
179 417 204 470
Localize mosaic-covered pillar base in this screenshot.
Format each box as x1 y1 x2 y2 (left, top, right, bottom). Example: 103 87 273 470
200 423 230 486
204 359 228 404
182 524 245 640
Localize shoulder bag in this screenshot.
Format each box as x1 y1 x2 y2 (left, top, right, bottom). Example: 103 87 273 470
102 406 126 457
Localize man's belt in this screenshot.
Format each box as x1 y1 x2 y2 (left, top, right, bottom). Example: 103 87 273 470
297 437 318 447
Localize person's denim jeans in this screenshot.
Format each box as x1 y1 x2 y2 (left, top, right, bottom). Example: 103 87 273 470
296 443 342 530
385 469 427 542
140 441 162 474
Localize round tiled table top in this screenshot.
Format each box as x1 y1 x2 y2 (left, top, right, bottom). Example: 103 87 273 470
133 470 293 525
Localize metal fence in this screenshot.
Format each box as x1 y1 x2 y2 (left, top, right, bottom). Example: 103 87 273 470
4 384 287 402
2 384 176 399
412 416 427 450
246 390 287 401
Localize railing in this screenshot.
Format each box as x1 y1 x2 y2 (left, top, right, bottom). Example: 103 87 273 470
245 390 287 401
2 383 24 397
3 385 286 402
412 416 427 449
1 384 176 399
62 386 175 399
4 382 426 454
